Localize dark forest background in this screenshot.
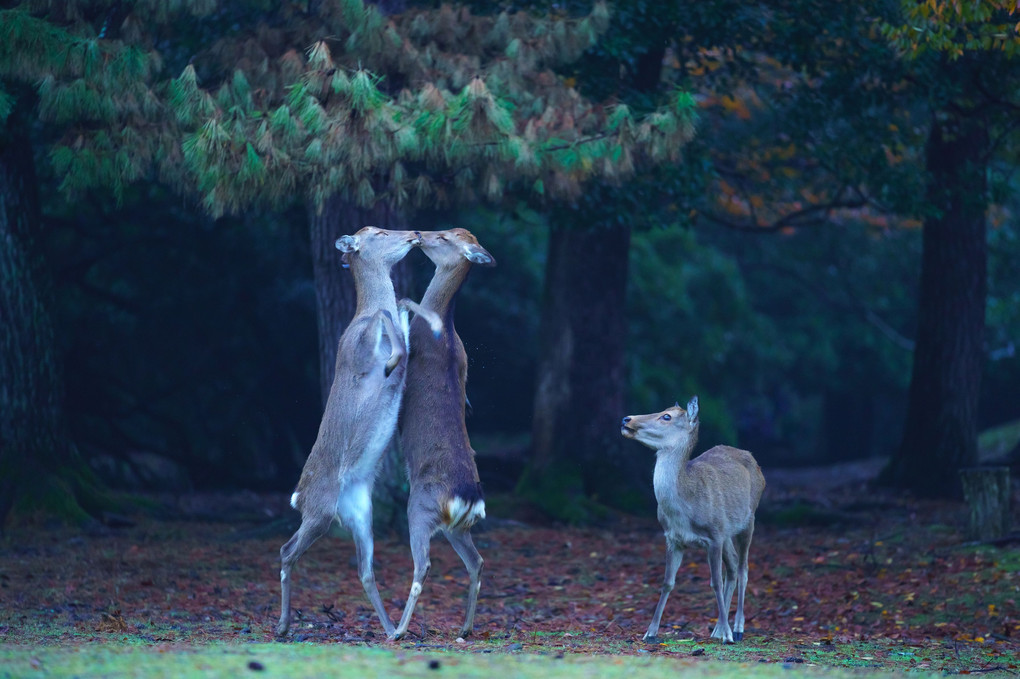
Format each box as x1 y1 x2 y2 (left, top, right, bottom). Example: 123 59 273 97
2 0 1020 528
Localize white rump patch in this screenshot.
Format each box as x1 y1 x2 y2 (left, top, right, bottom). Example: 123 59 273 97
290 492 299 509
446 497 486 529
336 482 371 523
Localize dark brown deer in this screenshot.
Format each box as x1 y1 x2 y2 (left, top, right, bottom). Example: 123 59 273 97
621 396 766 643
391 228 496 640
276 226 438 638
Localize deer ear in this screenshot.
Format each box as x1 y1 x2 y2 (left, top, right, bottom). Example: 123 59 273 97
686 396 699 423
336 235 360 254
462 243 496 266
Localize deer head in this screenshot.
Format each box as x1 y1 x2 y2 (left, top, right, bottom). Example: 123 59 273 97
336 226 422 269
419 228 496 268
620 396 700 450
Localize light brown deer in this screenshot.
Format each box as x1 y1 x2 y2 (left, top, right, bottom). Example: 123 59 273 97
621 396 765 644
391 228 496 640
276 226 440 638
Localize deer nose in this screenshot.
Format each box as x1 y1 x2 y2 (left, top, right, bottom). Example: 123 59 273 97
621 416 631 426
414 230 422 239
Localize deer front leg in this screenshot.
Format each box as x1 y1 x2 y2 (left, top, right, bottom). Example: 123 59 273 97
445 529 484 637
373 311 407 377
397 298 443 337
708 541 734 643
644 546 684 642
392 511 435 640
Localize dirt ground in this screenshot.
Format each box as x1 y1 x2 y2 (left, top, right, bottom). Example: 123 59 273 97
1 461 1018 674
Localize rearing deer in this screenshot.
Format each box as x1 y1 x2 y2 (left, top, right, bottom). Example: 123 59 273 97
621 396 765 644
276 226 439 638
391 228 496 640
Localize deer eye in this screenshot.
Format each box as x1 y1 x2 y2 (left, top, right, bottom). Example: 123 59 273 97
661 414 671 421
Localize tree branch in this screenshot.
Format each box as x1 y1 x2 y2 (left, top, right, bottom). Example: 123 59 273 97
699 192 870 233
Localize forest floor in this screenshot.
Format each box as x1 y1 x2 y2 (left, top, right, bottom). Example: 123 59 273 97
1 459 1019 677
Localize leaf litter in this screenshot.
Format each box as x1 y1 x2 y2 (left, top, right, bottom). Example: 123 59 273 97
0 474 1017 676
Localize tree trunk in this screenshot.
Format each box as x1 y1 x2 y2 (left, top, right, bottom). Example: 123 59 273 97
522 222 653 520
0 95 95 529
881 114 988 498
306 196 414 531
959 467 1010 541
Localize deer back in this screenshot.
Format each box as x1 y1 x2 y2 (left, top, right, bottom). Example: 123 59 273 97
400 292 481 500
661 445 763 541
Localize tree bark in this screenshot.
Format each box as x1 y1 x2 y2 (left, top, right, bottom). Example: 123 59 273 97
959 467 1010 541
306 195 414 531
523 222 653 519
881 113 988 498
0 95 93 528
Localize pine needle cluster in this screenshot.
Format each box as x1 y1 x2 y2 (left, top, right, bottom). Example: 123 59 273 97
3 0 698 216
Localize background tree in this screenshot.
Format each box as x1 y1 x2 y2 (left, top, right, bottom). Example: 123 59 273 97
0 8 166 526
658 0 1019 498
878 0 1020 497
2 0 696 525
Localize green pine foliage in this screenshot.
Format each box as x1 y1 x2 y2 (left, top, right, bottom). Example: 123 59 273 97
2 0 697 217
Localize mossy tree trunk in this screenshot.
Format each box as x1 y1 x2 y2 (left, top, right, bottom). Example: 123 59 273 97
0 95 99 529
881 112 988 499
523 222 653 520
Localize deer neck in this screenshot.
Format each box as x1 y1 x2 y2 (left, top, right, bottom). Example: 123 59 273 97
421 261 469 318
655 428 699 485
350 259 398 317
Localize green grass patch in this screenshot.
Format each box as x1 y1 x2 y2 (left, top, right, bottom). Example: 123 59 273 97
0 642 949 678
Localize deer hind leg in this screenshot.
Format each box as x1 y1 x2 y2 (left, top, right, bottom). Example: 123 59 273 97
337 482 395 637
708 540 734 643
392 506 437 640
732 520 755 641
277 510 332 637
644 545 684 642
445 528 484 637
712 539 738 640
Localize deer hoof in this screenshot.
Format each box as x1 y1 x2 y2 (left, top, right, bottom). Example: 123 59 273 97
643 634 659 644
733 632 743 642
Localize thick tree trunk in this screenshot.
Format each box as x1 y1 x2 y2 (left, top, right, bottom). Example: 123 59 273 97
0 97 94 528
523 222 653 519
306 196 413 531
881 114 988 498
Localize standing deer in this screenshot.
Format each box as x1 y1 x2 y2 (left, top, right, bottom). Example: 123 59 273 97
621 396 765 643
391 228 496 640
277 226 440 638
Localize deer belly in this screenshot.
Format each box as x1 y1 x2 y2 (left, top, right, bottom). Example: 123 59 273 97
659 509 709 549
340 402 401 483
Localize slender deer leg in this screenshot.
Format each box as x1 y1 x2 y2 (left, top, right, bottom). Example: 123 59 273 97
398 298 443 337
444 529 484 637
644 546 684 642
732 522 754 641
708 540 734 643
277 512 332 636
392 509 435 640
713 539 737 640
375 311 407 377
337 482 395 637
